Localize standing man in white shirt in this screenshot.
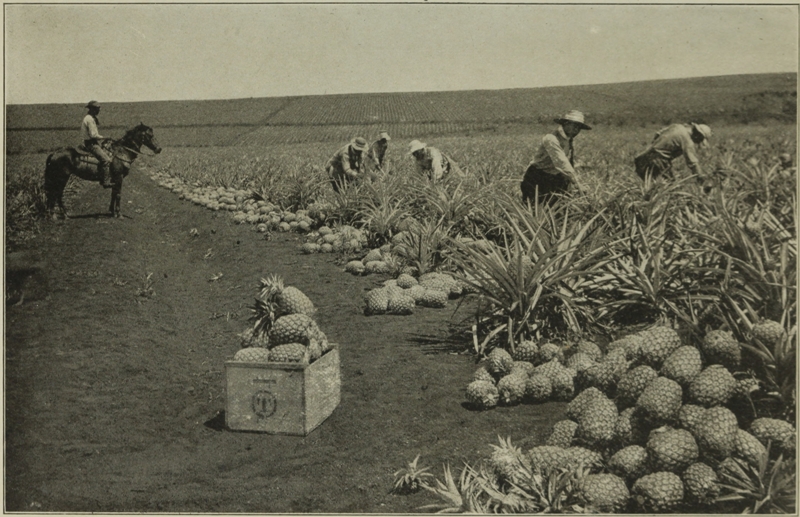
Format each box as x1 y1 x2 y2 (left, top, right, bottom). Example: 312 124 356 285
82 100 113 188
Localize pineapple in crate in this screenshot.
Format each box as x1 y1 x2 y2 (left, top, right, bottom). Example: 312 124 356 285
234 274 333 364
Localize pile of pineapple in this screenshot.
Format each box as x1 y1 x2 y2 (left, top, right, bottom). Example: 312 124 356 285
299 225 368 254
150 170 317 233
233 274 334 364
364 272 466 316
468 321 796 512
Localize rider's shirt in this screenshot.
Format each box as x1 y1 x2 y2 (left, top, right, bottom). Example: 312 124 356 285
81 114 103 141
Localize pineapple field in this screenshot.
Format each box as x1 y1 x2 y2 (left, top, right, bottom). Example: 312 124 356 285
5 74 798 512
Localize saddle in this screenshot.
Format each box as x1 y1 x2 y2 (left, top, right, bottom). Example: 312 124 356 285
75 140 114 165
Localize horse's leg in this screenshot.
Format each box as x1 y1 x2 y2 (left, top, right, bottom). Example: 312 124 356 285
45 163 70 220
110 179 123 218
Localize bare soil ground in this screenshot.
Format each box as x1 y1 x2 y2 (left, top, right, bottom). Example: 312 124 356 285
5 165 566 513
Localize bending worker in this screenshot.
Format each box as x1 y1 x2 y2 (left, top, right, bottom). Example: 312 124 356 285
367 131 391 173
634 122 711 181
326 137 369 192
409 140 461 182
520 110 591 205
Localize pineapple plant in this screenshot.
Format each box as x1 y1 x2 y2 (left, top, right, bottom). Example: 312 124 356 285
489 437 531 485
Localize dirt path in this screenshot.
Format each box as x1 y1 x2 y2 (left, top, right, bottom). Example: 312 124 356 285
5 164 565 512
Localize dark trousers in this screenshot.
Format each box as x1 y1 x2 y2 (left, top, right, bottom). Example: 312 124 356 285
634 151 671 181
520 165 571 206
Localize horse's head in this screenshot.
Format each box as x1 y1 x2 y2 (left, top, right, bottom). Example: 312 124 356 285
135 122 162 154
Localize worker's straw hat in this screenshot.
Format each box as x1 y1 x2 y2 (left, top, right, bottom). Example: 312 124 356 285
351 137 369 152
379 131 391 141
408 140 427 154
86 100 101 109
691 123 712 140
554 110 591 130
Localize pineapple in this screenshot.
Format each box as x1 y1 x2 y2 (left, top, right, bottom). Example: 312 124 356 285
751 319 786 347
364 288 390 315
694 406 739 461
537 342 565 364
660 345 703 386
566 446 604 470
688 365 737 407
566 386 604 420
395 273 418 289
497 373 528 405
512 340 538 362
631 472 685 512
546 420 578 448
749 418 796 455
233 347 271 362
473 365 496 384
268 343 309 363
577 352 626 394
509 360 535 377
405 285 427 303
701 330 741 369
344 260 366 275
486 348 514 376
636 376 683 426
575 340 603 361
525 374 553 402
528 446 571 472
682 462 719 505
386 293 415 315
465 380 499 410
259 274 315 317
608 445 649 481
550 367 576 401
677 404 707 434
615 407 649 447
578 473 630 513
489 437 531 485
364 260 390 275
566 352 596 374
637 325 683 369
362 248 383 264
419 288 448 308
607 334 644 362
616 365 658 409
269 313 319 346
646 427 699 473
734 429 767 467
575 391 618 446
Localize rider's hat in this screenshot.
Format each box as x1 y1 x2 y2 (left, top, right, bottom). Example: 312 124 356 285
86 100 101 109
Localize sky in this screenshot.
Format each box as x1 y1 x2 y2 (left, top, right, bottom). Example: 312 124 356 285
4 3 798 105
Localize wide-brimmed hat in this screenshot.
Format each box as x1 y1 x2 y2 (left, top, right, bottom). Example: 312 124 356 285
554 110 591 130
379 131 391 141
408 140 426 154
86 100 101 109
691 123 712 140
351 137 369 152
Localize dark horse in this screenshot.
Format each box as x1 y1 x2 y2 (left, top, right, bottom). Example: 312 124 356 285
44 123 162 219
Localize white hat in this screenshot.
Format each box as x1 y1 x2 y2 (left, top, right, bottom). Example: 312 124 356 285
379 131 391 141
408 140 426 154
554 110 591 130
691 123 712 140
351 137 369 152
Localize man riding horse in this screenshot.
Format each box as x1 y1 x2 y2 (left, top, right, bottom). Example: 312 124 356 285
82 100 113 188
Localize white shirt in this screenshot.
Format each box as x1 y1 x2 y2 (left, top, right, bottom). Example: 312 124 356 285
81 114 103 141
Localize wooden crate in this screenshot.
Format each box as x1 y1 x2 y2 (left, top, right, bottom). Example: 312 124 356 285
225 347 340 435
